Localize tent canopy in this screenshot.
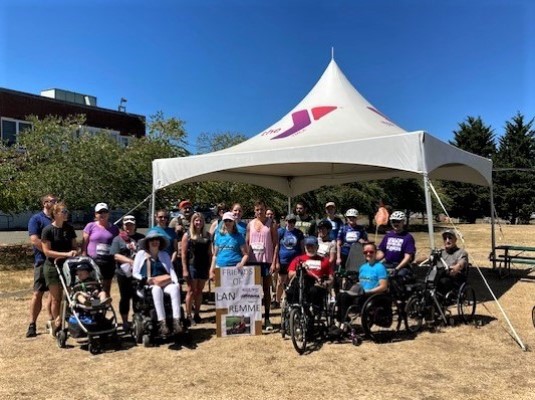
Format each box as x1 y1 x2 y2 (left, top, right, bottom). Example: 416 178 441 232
153 59 492 196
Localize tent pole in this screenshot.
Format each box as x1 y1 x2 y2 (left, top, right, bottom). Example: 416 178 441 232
150 187 156 228
490 179 496 269
423 173 435 249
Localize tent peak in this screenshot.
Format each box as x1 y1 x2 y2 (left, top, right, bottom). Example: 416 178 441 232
331 46 334 60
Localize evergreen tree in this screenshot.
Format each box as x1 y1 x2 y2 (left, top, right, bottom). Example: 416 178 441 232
442 116 496 223
494 113 535 224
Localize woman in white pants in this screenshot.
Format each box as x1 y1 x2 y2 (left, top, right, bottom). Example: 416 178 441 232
133 230 182 336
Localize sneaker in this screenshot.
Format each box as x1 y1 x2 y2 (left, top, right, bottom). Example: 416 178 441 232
264 320 273 332
187 315 196 326
122 321 131 333
193 313 202 324
173 319 183 334
26 323 37 338
271 301 280 309
158 320 170 336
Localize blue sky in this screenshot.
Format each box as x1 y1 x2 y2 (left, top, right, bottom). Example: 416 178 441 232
1 0 534 153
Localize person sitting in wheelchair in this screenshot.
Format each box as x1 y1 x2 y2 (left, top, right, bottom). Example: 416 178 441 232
286 236 334 313
437 230 468 297
336 242 388 329
376 211 416 278
132 230 182 336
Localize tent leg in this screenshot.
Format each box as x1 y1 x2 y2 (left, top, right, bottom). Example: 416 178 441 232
150 187 156 228
490 181 496 270
423 174 435 250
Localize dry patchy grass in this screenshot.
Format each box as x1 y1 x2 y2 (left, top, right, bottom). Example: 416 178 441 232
1 224 535 400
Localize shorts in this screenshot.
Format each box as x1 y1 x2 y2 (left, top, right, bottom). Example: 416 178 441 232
94 256 115 280
33 263 49 292
43 259 62 287
278 263 290 275
187 264 209 280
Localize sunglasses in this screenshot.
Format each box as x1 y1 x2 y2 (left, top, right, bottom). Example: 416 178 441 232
45 199 57 204
363 250 376 255
223 219 234 223
96 210 109 214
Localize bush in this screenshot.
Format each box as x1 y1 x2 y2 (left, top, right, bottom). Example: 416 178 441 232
0 244 33 270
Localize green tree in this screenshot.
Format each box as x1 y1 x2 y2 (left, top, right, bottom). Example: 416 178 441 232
494 113 535 224
442 116 496 223
1 113 188 216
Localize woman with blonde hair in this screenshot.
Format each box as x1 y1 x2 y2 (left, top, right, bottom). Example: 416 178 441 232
41 202 78 335
181 212 212 324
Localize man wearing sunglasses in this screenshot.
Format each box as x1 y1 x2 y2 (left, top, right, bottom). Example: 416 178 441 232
26 194 56 337
438 230 468 295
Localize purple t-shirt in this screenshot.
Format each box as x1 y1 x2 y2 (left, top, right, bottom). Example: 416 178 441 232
378 230 416 264
83 222 120 258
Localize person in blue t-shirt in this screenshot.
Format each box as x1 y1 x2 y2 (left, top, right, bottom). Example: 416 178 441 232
336 242 388 326
275 214 304 307
210 212 249 279
324 201 344 241
336 208 368 269
26 194 56 338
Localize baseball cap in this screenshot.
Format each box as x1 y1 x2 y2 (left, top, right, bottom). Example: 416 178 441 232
123 215 136 225
222 212 235 221
285 213 297 221
95 202 108 212
325 201 336 208
179 200 192 209
345 208 359 217
304 236 318 246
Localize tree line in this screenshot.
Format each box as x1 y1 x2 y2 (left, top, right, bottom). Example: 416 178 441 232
1 112 533 224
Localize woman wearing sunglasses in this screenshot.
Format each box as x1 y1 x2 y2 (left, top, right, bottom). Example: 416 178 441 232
209 212 248 281
336 242 388 328
81 202 120 297
41 202 78 335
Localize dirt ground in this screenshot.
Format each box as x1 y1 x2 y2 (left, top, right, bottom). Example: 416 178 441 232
1 224 535 400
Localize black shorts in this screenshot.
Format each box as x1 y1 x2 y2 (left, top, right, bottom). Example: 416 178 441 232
94 256 115 280
278 263 289 275
187 264 209 280
33 262 48 292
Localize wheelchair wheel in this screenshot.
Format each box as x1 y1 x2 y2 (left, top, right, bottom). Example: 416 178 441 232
405 295 424 333
361 294 399 343
289 308 307 355
457 284 476 324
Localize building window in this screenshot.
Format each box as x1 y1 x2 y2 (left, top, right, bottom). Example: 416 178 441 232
1 118 32 146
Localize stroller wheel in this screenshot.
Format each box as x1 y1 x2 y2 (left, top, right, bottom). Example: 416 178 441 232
142 334 151 347
57 330 67 349
88 342 101 355
132 315 143 344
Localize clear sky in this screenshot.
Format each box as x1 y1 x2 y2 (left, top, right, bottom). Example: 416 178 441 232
1 0 534 153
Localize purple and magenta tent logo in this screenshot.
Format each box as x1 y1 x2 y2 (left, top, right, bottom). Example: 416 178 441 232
270 106 337 140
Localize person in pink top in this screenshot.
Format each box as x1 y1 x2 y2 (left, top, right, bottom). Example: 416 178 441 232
82 202 120 297
247 200 279 331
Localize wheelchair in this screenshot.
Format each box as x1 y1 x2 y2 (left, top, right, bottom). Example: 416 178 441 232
404 250 476 333
331 268 417 344
131 279 190 347
280 263 331 354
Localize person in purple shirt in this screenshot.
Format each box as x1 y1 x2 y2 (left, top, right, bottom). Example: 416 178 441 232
377 211 416 277
26 194 56 337
82 202 120 297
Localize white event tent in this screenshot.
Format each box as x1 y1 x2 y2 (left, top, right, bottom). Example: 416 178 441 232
152 58 494 248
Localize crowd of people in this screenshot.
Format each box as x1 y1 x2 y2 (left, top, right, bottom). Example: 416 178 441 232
25 194 469 339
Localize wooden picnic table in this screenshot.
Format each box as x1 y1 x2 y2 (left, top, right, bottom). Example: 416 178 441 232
491 245 535 278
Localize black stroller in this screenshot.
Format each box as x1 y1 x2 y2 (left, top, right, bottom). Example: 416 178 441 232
55 256 119 354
